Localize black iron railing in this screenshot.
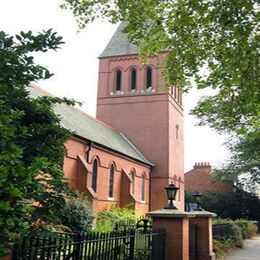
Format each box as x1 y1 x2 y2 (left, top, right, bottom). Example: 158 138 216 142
13 228 165 260
212 224 232 239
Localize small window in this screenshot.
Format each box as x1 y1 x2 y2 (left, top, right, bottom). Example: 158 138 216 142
175 124 179 139
141 174 145 201
115 69 122 91
92 159 98 192
131 171 135 194
146 67 152 88
130 69 137 90
170 87 174 95
109 164 115 198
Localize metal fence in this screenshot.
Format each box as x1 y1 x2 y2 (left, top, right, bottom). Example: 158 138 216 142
212 224 232 239
13 228 165 260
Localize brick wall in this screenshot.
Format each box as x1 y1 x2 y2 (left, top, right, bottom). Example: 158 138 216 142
64 136 151 215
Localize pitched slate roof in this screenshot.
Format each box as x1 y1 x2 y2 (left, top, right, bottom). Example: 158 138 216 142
28 85 153 166
99 22 138 58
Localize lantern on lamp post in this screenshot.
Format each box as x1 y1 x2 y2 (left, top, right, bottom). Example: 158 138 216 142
192 192 203 211
164 182 179 209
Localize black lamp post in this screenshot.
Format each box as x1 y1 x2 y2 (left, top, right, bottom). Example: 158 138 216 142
164 182 179 209
192 192 203 211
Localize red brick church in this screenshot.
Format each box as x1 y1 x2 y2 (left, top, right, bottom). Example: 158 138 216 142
30 22 184 215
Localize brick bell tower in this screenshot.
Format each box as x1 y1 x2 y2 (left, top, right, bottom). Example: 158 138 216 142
96 23 184 211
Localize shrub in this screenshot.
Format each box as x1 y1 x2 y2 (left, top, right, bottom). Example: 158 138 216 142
198 190 260 222
58 196 94 232
95 205 136 232
213 219 243 248
234 219 257 239
213 239 233 259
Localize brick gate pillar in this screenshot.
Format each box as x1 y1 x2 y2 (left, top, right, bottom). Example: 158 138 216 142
189 212 216 260
147 209 194 260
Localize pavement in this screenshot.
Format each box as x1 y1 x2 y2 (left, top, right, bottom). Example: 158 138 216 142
225 236 260 260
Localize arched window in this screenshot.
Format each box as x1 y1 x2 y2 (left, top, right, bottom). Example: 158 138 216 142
115 69 122 91
145 67 152 88
131 171 135 194
92 159 98 192
109 164 115 198
141 174 145 201
130 68 137 90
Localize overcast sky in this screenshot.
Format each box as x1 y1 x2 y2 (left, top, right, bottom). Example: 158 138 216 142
0 0 230 171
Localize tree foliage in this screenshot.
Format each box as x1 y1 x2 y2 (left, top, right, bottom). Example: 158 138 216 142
57 196 94 232
0 30 74 256
95 205 136 232
213 136 260 192
62 0 259 189
185 190 260 221
62 0 259 135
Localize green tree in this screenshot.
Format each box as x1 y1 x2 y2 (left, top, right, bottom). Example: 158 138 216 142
58 196 94 232
185 190 260 221
62 0 259 135
214 136 260 192
0 30 74 257
62 0 259 188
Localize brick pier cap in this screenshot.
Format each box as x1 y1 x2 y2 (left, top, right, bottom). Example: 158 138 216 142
147 209 194 218
147 209 216 218
147 209 216 260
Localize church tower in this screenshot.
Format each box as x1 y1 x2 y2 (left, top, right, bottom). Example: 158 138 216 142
96 23 184 211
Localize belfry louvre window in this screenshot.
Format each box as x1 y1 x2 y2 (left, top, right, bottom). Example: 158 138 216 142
92 159 98 192
109 164 115 198
115 69 122 91
146 67 152 88
130 69 137 90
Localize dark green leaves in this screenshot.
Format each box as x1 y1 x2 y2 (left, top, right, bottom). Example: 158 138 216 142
0 29 63 87
0 30 73 257
62 0 259 135
62 0 259 194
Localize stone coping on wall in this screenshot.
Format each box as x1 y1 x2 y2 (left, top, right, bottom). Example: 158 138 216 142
191 210 217 218
147 209 216 218
147 209 193 218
